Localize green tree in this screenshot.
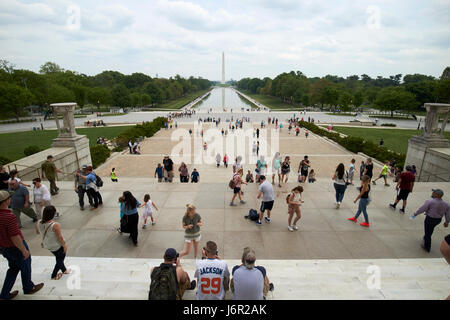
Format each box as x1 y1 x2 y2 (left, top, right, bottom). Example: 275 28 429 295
436 79 450 103
301 94 310 106
46 83 76 103
338 91 353 111
375 87 418 117
111 84 130 108
353 91 364 108
440 67 450 80
0 82 34 120
72 85 87 108
87 87 111 107
39 62 63 74
140 94 151 106
130 92 141 107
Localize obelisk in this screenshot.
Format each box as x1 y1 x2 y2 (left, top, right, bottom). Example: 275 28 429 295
222 51 225 84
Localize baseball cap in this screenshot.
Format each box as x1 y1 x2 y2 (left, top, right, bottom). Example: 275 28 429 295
432 189 444 197
243 248 256 269
0 190 11 202
164 248 178 260
82 164 87 168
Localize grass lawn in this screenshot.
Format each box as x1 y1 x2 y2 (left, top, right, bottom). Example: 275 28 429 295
239 90 304 110
332 126 450 154
0 126 134 163
157 89 211 110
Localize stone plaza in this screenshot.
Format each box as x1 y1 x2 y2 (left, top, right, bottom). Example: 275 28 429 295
1 118 449 300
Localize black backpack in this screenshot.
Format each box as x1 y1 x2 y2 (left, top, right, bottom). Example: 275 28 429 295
245 209 259 221
95 174 103 188
149 264 178 300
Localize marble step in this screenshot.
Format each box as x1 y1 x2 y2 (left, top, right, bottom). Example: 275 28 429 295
1 256 448 300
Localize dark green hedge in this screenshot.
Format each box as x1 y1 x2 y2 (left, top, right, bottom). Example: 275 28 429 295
299 121 405 167
113 117 167 149
0 156 11 166
90 145 111 169
24 145 41 156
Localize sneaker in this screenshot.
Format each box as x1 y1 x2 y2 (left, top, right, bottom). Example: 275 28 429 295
80 206 85 211
360 222 370 227
348 217 357 222
389 204 396 210
336 202 340 209
265 217 271 223
292 225 298 230
229 202 237 206
256 220 262 225
142 224 147 229
288 225 294 232
240 200 246 204
117 227 122 234
385 184 390 187
399 208 405 214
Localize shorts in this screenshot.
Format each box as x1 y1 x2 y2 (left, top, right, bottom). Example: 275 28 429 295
185 234 201 243
379 174 387 179
281 169 290 175
273 168 281 175
301 170 308 177
233 187 241 194
164 170 174 180
288 204 300 215
261 200 274 212
396 189 410 201
157 177 163 182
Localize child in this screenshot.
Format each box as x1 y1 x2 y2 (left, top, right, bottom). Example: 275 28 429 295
154 164 164 182
111 168 118 182
308 169 316 183
372 161 390 186
191 168 200 183
246 170 254 183
139 194 159 229
348 159 356 185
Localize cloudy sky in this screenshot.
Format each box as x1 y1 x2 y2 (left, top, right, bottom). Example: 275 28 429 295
1 0 449 81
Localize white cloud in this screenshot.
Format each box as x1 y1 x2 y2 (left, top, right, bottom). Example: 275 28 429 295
0 0 448 80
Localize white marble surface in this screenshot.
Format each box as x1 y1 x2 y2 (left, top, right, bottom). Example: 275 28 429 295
1 256 448 300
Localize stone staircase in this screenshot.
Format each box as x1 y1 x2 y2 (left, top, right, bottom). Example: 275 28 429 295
1 256 449 300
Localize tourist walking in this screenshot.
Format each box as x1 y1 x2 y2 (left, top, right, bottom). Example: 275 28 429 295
257 175 275 225
139 194 158 229
412 189 449 252
233 156 243 174
332 163 347 209
298 156 311 183
360 161 365 180
348 175 371 227
257 156 267 177
281 156 291 184
74 165 93 210
163 156 174 182
36 205 70 280
0 166 10 191
76 166 103 210
216 154 221 167
118 191 140 246
9 179 37 228
363 158 374 181
287 186 303 231
272 152 282 187
347 159 357 185
111 168 118 182
191 168 200 183
32 178 52 220
178 162 189 183
230 168 247 206
389 165 415 214
223 154 228 168
41 155 65 195
194 241 230 300
179 204 202 259
0 190 44 300
372 161 390 186
154 163 164 182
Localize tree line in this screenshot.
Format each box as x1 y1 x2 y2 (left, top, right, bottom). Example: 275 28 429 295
0 60 211 119
237 68 450 115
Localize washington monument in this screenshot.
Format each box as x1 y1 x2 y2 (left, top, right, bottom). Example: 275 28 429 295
222 51 225 84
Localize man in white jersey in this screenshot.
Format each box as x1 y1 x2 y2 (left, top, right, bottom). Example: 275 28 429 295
194 241 230 300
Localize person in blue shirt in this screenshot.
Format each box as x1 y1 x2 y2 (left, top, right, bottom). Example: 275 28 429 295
76 166 102 210
191 169 200 183
117 191 141 246
154 164 164 182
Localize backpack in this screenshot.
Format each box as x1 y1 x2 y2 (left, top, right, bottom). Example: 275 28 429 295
286 193 292 204
245 209 259 221
95 174 103 188
228 179 236 189
149 264 178 300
